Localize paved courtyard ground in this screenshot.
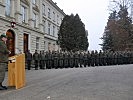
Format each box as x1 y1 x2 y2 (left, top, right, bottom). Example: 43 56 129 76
0 64 133 100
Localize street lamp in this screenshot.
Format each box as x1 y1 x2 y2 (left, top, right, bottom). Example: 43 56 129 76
11 21 16 28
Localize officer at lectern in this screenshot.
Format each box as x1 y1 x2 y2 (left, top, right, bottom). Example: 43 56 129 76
0 33 10 90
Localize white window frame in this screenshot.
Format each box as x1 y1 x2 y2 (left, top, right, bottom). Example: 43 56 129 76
21 6 26 22
36 37 40 50
33 12 36 27
32 0 36 5
5 0 11 16
42 4 45 15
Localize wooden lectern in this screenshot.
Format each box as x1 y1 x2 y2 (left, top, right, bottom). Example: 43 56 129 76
8 53 25 89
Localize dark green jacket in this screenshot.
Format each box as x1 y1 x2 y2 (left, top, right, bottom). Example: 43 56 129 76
0 39 9 63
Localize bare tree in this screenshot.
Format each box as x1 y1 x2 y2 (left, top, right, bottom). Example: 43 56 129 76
102 0 133 51
109 0 131 12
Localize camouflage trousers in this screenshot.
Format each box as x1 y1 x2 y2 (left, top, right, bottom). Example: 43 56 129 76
0 63 7 83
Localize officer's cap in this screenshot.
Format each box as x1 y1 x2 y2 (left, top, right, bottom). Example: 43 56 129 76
0 33 7 38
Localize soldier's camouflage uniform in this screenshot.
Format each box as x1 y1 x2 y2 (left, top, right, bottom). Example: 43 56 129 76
33 50 39 70
0 39 9 84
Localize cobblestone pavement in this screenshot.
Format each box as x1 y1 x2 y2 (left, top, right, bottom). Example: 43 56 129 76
0 64 133 100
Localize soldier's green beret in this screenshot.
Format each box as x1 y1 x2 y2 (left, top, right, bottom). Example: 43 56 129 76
0 33 7 38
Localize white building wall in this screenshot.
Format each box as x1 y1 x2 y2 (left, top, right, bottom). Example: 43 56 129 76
0 0 65 54
0 3 5 17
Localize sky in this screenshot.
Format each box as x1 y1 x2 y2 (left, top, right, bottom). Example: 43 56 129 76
53 0 110 51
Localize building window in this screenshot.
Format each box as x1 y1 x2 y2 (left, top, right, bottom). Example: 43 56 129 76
48 8 51 18
5 0 11 16
44 41 46 51
33 12 36 27
32 0 36 5
42 4 45 15
57 15 59 24
21 6 26 22
53 12 55 21
53 44 55 51
48 42 51 51
56 28 59 37
36 37 40 50
53 26 55 36
60 18 63 24
43 21 46 33
48 23 51 35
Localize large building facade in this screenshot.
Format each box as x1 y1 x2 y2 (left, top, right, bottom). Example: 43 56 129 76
0 0 65 56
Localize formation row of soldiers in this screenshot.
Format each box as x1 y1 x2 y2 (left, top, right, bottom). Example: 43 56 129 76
25 50 133 70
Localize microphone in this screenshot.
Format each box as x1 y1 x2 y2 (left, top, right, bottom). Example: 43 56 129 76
15 48 22 54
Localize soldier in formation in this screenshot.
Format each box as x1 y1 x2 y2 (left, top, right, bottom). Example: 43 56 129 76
0 33 10 90
33 50 39 70
25 50 32 70
25 50 133 69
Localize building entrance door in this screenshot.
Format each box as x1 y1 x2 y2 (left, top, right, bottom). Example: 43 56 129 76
23 33 28 53
6 29 15 57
